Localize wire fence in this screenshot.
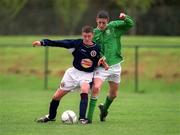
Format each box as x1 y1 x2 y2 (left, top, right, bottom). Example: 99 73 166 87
0 44 179 92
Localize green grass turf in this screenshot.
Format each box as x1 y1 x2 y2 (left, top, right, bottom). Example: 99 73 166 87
0 81 180 135
0 36 180 135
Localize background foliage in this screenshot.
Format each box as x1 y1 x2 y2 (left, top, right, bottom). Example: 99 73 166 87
0 0 179 35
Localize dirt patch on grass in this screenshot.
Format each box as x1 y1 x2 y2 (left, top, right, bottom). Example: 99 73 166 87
173 72 179 78
1 64 179 83
155 72 163 79
7 67 22 74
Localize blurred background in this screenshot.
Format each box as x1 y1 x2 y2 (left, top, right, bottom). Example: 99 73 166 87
0 1 180 135
0 0 179 92
0 0 180 35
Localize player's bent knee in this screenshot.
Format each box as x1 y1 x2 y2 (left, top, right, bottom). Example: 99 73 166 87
93 84 101 91
81 88 89 94
53 91 63 100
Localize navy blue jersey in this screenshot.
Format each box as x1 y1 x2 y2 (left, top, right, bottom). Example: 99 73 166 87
41 39 101 72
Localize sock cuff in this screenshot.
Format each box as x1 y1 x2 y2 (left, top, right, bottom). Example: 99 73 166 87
90 97 98 100
80 93 88 99
52 99 60 104
107 96 114 101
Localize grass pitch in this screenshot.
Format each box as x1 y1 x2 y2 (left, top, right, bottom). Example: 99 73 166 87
0 36 180 135
0 84 180 135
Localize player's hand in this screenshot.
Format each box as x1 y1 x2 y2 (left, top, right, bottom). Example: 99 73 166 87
102 62 109 70
32 41 41 47
119 13 126 20
98 57 109 70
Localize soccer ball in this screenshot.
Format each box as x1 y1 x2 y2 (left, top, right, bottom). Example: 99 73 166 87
61 110 78 124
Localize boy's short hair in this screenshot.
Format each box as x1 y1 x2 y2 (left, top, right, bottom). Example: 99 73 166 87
97 10 109 19
82 25 93 33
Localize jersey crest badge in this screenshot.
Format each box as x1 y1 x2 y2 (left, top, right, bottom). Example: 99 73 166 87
90 50 97 57
106 29 110 34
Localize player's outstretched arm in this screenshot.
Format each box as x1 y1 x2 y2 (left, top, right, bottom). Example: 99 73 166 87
108 12 134 31
32 41 41 47
119 12 134 28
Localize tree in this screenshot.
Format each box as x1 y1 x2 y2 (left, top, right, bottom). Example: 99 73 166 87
114 0 155 34
0 0 28 34
0 0 27 20
53 0 88 34
116 0 154 12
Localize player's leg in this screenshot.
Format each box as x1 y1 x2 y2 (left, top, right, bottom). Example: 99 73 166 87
37 67 74 123
75 70 94 124
99 64 121 121
87 78 104 123
48 89 69 119
37 88 69 123
104 81 119 111
99 81 119 121
79 82 89 120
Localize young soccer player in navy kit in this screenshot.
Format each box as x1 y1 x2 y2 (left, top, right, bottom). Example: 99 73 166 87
32 25 108 124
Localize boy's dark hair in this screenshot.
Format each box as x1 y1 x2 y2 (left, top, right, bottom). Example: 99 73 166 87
82 25 93 33
97 10 109 19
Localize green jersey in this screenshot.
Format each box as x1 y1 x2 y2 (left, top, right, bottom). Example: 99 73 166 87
93 16 134 66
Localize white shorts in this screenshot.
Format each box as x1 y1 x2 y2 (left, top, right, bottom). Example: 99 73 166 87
59 67 93 91
94 63 121 83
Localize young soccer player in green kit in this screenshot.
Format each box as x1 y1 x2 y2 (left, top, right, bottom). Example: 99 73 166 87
87 10 134 123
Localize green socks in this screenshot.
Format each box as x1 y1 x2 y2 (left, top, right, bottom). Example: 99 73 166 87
87 96 113 122
103 96 113 112
87 97 97 122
